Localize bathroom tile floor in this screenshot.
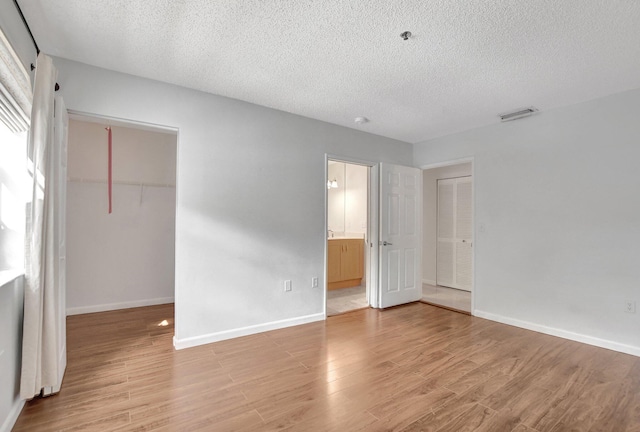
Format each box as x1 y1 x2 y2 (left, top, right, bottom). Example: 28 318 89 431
326 284 368 316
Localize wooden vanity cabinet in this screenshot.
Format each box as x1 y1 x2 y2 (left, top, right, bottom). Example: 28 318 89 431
327 238 364 290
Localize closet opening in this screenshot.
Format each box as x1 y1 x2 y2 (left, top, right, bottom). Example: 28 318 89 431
421 160 473 314
65 113 178 329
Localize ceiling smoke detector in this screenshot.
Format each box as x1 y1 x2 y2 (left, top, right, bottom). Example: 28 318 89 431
354 116 369 124
499 107 538 122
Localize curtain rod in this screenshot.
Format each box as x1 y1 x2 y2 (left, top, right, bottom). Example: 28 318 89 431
13 0 60 92
12 0 39 54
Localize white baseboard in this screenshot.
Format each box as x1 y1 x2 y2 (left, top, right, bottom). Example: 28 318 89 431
422 279 436 285
66 297 174 315
0 398 25 432
174 313 325 350
474 309 640 357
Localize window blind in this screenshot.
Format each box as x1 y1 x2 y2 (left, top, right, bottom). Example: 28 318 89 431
0 28 32 133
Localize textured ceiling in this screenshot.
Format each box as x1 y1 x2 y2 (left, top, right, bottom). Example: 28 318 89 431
19 0 640 143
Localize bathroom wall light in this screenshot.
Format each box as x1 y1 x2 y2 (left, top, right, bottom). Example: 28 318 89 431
327 179 338 189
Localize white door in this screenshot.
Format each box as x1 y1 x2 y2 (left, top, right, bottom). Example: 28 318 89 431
379 163 422 308
436 176 472 291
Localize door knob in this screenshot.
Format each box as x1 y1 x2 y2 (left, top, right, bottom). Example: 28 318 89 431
383 241 393 246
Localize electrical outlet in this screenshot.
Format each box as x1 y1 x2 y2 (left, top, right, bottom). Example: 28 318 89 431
624 300 636 314
284 280 292 292
311 277 318 288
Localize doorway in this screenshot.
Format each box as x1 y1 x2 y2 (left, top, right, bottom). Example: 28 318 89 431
326 159 370 316
421 161 473 313
65 113 178 317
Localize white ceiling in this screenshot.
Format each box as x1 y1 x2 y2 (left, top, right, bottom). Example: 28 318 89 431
20 0 640 143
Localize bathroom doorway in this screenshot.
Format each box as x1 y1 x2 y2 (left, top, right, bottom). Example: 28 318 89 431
326 159 370 316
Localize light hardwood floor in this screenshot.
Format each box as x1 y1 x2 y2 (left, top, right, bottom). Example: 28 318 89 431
422 283 471 314
13 303 640 431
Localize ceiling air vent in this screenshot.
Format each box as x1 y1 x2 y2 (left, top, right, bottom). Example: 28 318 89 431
499 107 538 122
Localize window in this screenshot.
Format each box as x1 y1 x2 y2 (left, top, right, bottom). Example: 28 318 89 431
0 119 29 277
0 28 32 283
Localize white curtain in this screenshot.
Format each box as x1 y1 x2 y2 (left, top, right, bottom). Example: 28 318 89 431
20 53 67 400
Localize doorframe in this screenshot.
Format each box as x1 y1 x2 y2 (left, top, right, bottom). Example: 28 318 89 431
324 154 379 317
419 157 475 315
65 109 180 328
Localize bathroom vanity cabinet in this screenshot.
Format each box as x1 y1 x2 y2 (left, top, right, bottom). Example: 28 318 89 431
327 238 364 290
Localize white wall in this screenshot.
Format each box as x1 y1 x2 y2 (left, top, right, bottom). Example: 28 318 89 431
414 88 640 356
66 119 176 314
0 276 24 432
327 162 367 236
327 162 345 233
422 163 472 284
53 58 412 347
345 164 368 235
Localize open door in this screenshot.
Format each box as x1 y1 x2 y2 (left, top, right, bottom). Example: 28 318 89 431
379 163 422 308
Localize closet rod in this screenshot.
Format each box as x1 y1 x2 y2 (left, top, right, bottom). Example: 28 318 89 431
12 0 60 91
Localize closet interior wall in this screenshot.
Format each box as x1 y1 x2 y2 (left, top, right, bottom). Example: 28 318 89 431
65 118 177 314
